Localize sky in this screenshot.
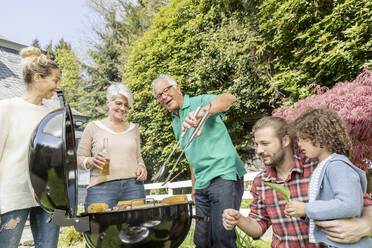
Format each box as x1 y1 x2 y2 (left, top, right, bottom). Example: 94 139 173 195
0 0 97 58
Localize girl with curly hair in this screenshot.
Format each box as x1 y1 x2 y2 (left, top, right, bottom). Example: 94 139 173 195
284 109 372 247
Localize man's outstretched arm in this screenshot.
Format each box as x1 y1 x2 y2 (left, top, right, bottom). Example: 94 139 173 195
222 209 263 239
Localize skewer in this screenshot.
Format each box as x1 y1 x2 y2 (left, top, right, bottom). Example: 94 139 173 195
168 166 187 184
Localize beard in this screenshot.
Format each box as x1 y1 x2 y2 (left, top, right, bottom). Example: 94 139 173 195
261 148 285 168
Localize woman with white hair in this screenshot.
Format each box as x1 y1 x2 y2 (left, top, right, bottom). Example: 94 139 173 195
77 83 147 211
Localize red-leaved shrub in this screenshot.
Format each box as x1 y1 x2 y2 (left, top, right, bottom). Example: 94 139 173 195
273 67 372 172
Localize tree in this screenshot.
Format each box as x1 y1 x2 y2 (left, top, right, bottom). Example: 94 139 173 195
123 0 269 177
258 0 372 102
273 67 372 173
45 41 55 60
122 0 371 179
54 38 72 51
54 48 83 109
31 38 41 49
80 0 167 119
78 40 121 118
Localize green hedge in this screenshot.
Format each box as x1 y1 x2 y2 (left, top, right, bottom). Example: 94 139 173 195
122 0 371 177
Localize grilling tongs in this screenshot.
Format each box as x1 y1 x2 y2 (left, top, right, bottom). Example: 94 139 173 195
152 105 202 182
153 103 212 185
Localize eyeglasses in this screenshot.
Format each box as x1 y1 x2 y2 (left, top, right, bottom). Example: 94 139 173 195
155 85 173 100
113 101 130 109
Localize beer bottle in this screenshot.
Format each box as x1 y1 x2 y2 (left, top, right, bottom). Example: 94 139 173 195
100 137 110 175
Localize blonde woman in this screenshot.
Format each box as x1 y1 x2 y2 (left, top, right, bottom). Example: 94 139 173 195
77 83 147 211
0 47 61 247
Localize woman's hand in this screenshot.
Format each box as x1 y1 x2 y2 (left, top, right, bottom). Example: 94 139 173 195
87 153 106 170
285 200 306 218
136 165 147 181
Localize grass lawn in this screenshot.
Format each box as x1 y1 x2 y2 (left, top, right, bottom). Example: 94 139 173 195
58 224 271 248
179 225 271 248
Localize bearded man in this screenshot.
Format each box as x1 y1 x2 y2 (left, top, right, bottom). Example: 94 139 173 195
222 116 372 247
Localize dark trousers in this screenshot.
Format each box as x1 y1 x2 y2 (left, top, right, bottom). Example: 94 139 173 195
194 176 244 248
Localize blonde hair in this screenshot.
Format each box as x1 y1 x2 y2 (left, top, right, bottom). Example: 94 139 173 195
20 46 59 85
106 83 134 108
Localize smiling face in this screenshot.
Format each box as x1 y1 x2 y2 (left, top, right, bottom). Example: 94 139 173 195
254 127 287 168
107 94 130 121
153 79 183 114
33 68 61 99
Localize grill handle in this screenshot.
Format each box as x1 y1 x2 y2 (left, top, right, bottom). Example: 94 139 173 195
192 215 210 222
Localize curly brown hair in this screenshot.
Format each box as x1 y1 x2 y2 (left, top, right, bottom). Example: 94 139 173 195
290 109 353 157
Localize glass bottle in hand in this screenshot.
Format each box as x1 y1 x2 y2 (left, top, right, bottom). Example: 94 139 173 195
100 137 110 175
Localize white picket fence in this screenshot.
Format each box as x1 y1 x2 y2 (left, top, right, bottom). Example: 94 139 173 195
144 171 259 216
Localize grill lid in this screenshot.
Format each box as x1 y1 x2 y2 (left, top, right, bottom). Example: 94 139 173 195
28 91 78 218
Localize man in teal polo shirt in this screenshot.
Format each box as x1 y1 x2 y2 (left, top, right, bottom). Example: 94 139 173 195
152 74 246 248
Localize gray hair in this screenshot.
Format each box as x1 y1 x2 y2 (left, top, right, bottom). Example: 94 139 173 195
106 83 134 108
151 74 178 97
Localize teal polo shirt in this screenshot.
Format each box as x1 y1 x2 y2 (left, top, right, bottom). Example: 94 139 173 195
171 94 246 189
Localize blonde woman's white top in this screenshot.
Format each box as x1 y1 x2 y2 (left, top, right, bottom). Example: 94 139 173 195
0 97 50 214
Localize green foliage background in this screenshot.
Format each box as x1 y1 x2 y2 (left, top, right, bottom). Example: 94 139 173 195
54 48 83 109
75 0 167 119
260 0 372 98
122 0 371 178
124 0 270 177
48 0 370 179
